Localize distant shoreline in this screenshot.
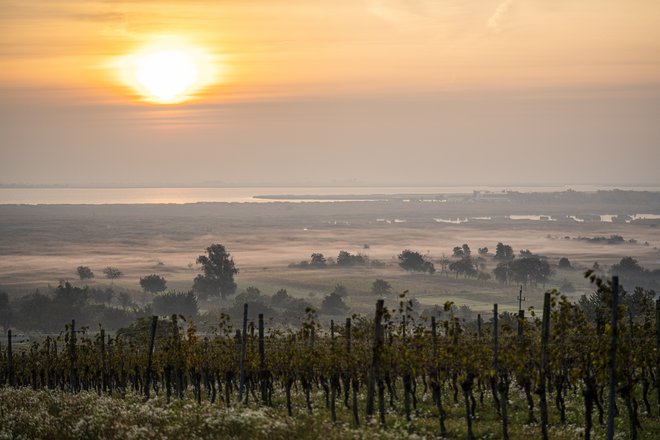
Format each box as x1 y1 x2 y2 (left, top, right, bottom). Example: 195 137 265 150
2 184 660 190
1 186 660 205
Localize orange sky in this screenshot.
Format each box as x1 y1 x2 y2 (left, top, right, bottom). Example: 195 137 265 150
3 0 659 102
1 1 660 186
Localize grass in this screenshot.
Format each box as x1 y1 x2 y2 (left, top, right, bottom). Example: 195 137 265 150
2 381 658 439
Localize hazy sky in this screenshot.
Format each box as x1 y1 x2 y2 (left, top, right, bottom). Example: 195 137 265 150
1 1 659 187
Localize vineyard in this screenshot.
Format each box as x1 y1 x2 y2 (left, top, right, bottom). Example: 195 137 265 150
1 277 659 440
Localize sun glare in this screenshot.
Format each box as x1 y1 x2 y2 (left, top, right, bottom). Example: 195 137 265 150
117 37 218 104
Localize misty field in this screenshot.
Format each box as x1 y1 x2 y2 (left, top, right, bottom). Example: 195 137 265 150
1 192 660 440
1 194 659 316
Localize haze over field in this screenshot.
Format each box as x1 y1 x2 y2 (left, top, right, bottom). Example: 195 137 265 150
1 192 659 320
1 1 660 187
2 4 660 438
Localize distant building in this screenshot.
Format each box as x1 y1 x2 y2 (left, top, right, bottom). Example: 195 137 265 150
472 190 510 203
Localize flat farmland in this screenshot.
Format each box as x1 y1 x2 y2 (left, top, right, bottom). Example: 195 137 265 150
1 194 659 314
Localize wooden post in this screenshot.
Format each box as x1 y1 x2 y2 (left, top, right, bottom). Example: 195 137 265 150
493 304 499 372
347 317 359 427
46 337 54 390
403 315 412 423
173 317 185 400
144 316 158 401
366 299 384 421
258 313 267 405
7 330 13 387
655 299 660 410
517 284 525 335
517 310 525 340
107 335 113 394
462 373 476 440
330 320 337 422
606 277 619 440
477 314 482 339
431 316 447 435
238 303 248 404
100 328 106 393
69 319 77 393
490 304 501 414
493 303 509 440
655 299 660 349
539 292 551 440
378 368 386 428
656 299 660 413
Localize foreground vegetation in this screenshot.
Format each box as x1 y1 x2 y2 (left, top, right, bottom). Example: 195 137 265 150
1 272 659 439
1 388 423 440
4 386 657 440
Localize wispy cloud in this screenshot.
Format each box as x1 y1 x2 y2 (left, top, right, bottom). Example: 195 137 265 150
487 0 513 33
70 12 125 22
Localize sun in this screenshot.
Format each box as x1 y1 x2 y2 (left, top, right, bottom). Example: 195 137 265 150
135 50 198 103
116 37 218 104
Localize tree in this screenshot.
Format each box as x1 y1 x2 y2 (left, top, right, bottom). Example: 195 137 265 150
235 286 262 303
493 263 511 284
321 292 348 315
310 253 327 267
89 287 114 304
371 279 392 297
452 243 472 258
118 292 134 309
608 257 660 291
610 256 644 275
271 288 290 307
336 250 367 266
14 292 53 332
475 256 487 272
503 257 553 287
449 257 478 278
76 266 94 280
478 247 489 255
558 257 571 269
192 244 238 299
0 291 11 331
103 267 123 280
438 255 451 277
398 250 435 274
332 284 349 297
494 242 514 260
10 285 138 333
152 291 198 318
139 274 167 293
53 282 89 313
577 284 655 322
624 286 656 317
270 288 312 315
477 272 491 283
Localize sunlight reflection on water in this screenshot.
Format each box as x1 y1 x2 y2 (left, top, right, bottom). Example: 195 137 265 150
1 185 659 205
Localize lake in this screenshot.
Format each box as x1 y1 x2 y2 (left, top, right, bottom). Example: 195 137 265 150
0 185 658 205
